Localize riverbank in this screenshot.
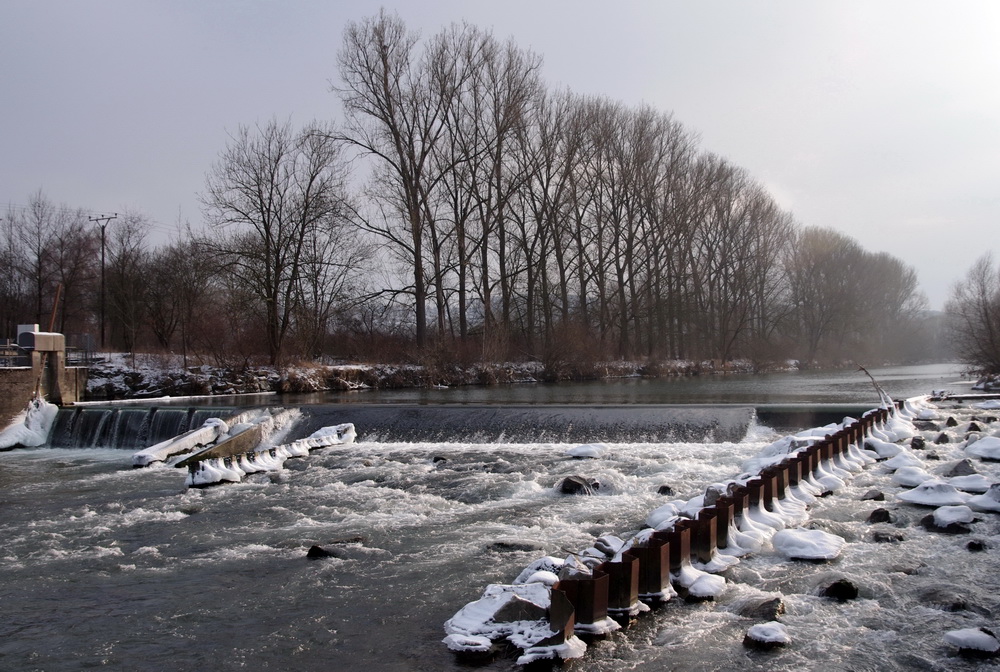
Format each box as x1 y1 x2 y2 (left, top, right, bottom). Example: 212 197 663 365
83 354 775 401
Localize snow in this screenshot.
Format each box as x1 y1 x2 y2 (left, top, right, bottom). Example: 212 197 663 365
966 436 1000 460
772 528 845 560
973 400 1000 410
948 474 993 493
864 436 902 459
890 466 935 487
897 480 972 506
442 583 586 664
184 421 356 487
944 627 1000 653
933 505 975 527
565 443 608 459
0 398 58 449
746 621 790 645
967 484 1000 512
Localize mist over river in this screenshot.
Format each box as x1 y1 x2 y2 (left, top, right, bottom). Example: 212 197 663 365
3 363 997 671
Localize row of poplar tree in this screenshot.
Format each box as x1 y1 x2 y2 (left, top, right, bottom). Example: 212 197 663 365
1 12 938 368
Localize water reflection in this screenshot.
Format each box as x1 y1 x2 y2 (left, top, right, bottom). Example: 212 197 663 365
277 362 971 406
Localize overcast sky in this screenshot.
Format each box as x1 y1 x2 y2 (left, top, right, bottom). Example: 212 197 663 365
3 0 999 309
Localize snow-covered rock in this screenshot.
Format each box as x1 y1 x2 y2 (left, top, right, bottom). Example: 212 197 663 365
933 505 975 528
772 528 845 560
744 621 790 649
566 443 608 459
966 436 1000 460
897 480 971 506
943 627 1000 657
968 484 1000 513
891 466 936 487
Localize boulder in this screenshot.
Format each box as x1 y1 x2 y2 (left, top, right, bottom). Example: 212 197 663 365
946 458 979 477
920 514 971 534
743 622 789 650
861 489 885 501
867 508 893 524
558 475 600 495
822 579 859 601
736 597 786 621
872 530 905 543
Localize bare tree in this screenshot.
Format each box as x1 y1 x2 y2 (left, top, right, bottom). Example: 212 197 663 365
947 253 1000 374
336 10 458 348
105 212 149 355
201 118 352 364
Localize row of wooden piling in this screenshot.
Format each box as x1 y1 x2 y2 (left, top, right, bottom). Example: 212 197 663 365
542 404 899 642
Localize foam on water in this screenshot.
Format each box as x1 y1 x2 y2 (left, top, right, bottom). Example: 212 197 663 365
3 399 1000 670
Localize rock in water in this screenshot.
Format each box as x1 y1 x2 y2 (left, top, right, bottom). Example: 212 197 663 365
861 489 885 501
657 484 675 496
307 545 339 559
944 627 1000 659
559 475 600 495
946 458 978 477
773 528 845 560
736 597 786 621
743 622 790 650
822 579 859 601
867 508 894 524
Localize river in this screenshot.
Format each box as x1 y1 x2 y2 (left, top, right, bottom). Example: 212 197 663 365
2 362 997 671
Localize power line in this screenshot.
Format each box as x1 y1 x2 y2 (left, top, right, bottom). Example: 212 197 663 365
1 200 199 237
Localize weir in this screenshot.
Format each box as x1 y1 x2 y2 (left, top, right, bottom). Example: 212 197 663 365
46 406 234 448
294 403 759 444
40 402 872 449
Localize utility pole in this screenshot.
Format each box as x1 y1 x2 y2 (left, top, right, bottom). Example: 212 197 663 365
89 213 117 350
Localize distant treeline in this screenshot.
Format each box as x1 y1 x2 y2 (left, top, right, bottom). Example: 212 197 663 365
1 12 949 369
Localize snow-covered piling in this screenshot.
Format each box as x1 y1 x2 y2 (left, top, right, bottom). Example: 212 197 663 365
443 397 945 665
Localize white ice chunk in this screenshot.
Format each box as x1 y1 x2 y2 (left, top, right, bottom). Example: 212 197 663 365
967 436 1000 460
933 505 975 527
944 627 1000 653
566 443 608 459
772 528 845 560
948 474 993 493
0 398 58 449
891 466 935 487
883 450 924 471
864 437 902 459
747 621 791 645
967 484 1000 512
897 480 971 506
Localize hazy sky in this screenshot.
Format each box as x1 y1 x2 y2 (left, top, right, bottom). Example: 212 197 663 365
3 1 999 309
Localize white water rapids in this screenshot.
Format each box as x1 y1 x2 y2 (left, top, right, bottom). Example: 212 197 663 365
1 401 999 670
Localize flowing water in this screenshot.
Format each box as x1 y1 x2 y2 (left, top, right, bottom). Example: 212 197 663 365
3 363 998 671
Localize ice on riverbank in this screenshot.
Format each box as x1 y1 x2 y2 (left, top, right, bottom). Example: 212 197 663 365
0 398 58 449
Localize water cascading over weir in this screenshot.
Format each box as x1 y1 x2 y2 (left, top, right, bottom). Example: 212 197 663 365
42 403 875 449
46 406 235 449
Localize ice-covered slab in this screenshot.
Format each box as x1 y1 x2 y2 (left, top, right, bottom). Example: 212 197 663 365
897 480 971 506
968 484 1000 512
565 443 608 459
944 627 1000 655
933 505 975 527
967 436 1000 460
772 528 845 560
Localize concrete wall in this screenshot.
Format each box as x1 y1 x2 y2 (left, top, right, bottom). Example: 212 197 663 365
0 367 36 427
0 355 87 429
